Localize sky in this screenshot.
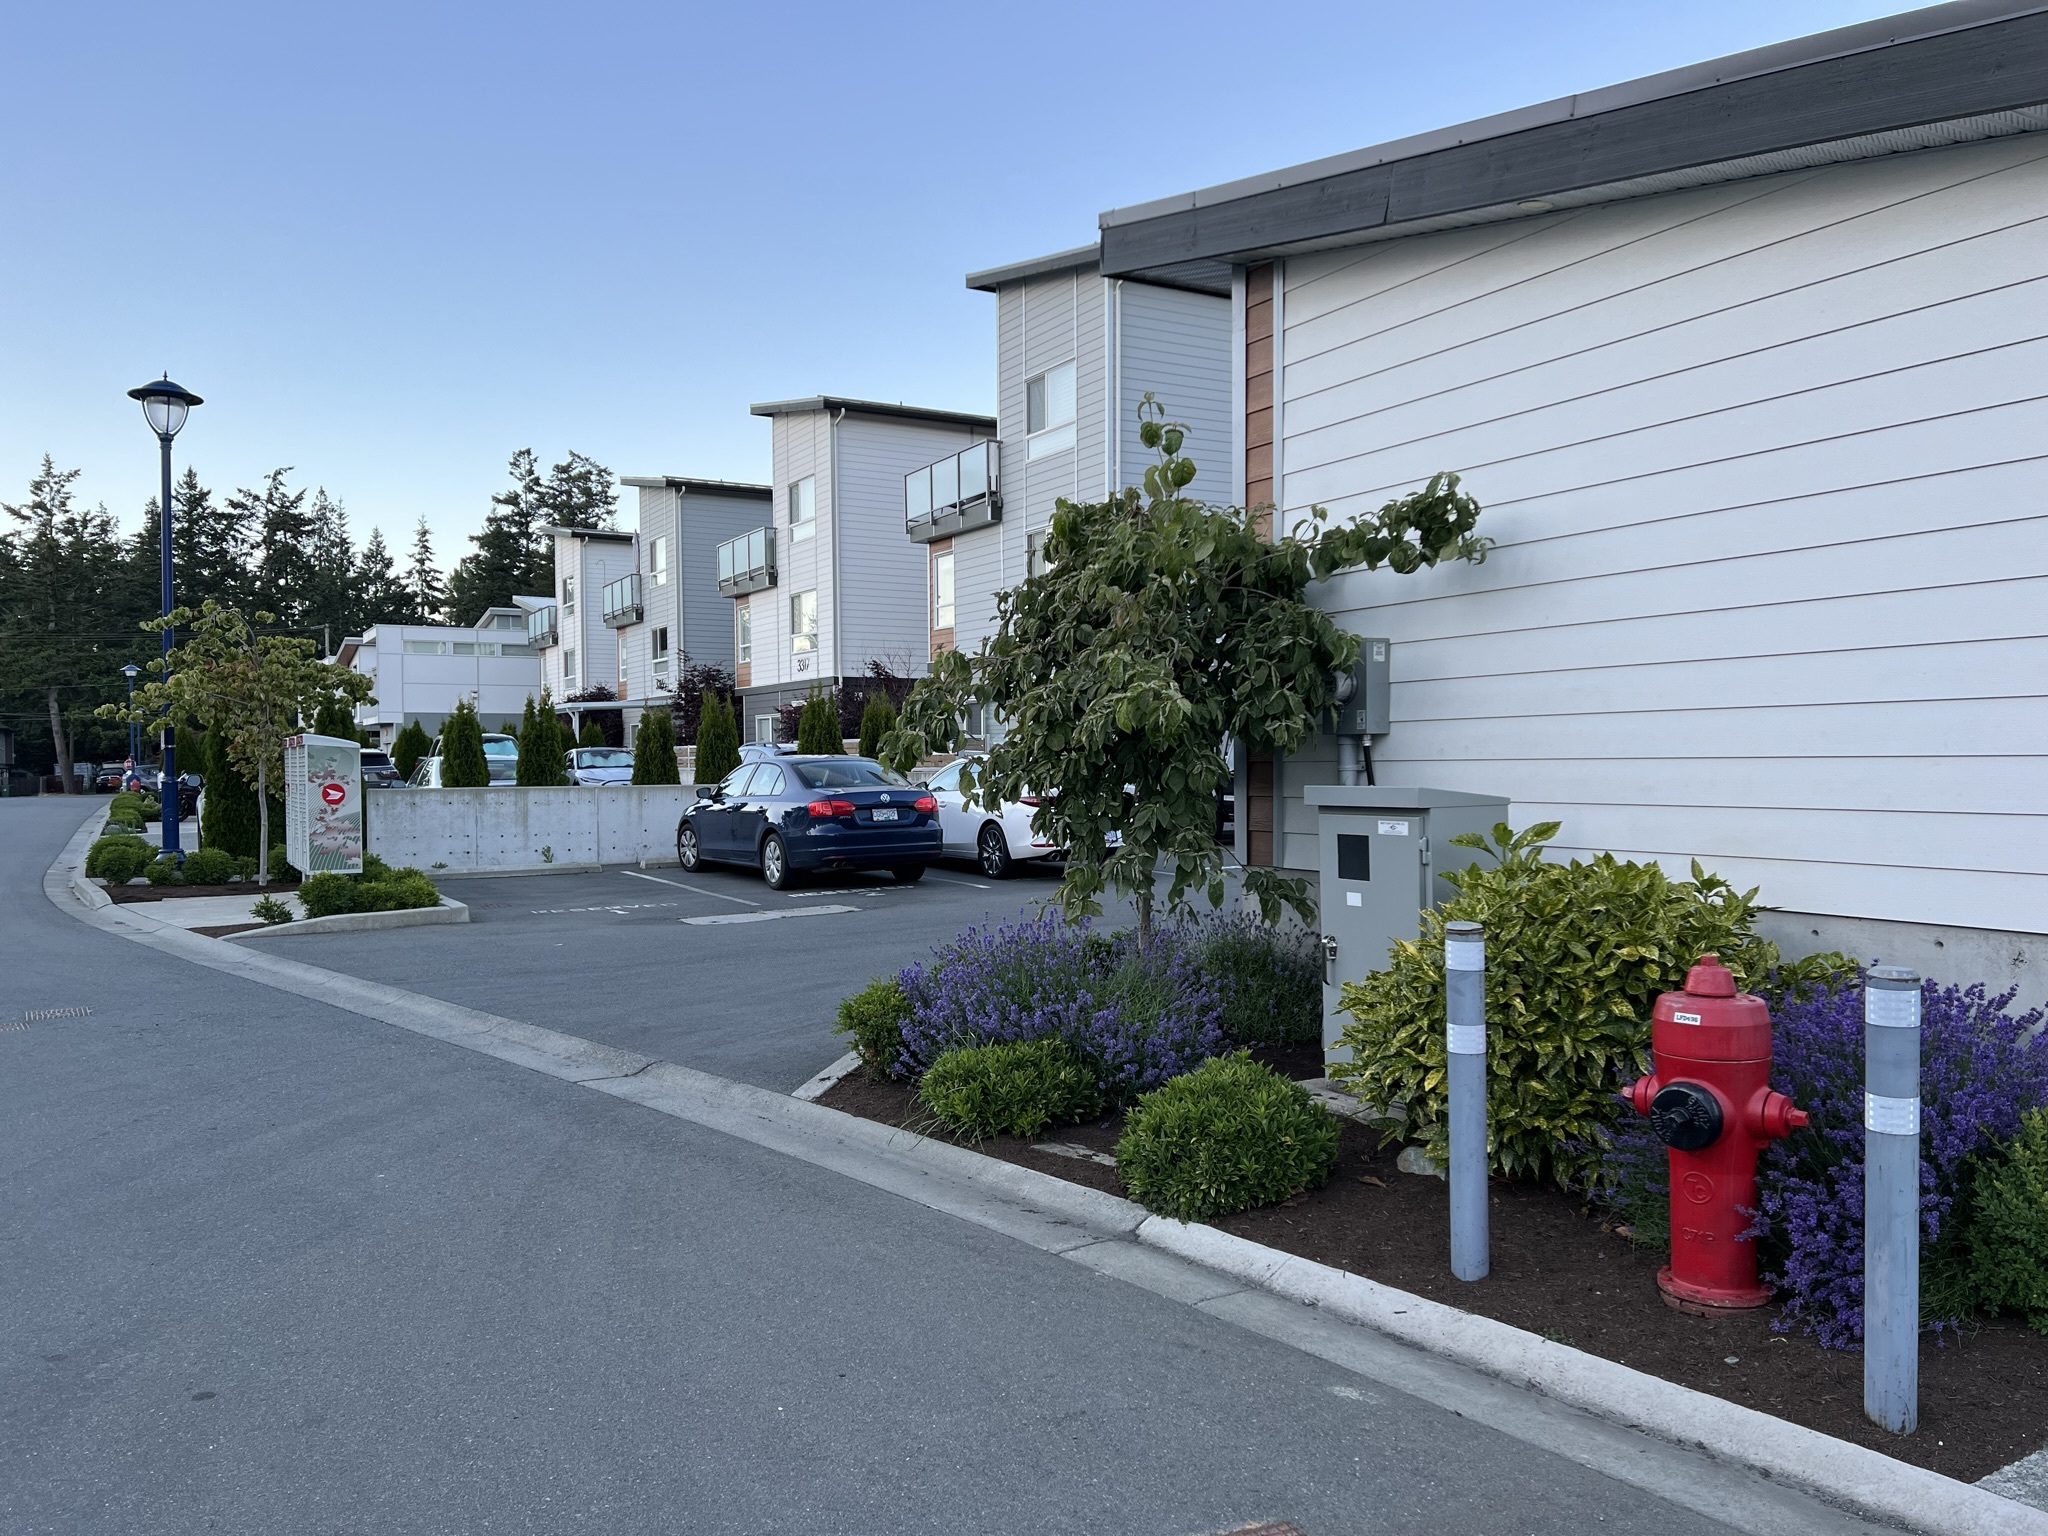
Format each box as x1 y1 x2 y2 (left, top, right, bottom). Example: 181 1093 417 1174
0 0 1901 570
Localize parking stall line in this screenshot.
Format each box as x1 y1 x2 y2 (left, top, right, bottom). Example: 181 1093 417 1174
620 869 763 908
680 905 860 927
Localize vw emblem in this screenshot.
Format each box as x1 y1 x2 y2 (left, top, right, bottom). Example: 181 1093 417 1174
879 793 891 803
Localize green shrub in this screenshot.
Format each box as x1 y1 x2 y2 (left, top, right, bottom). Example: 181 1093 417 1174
834 977 915 1079
1188 913 1323 1047
632 707 682 785
232 855 257 880
104 813 144 836
250 894 294 925
145 856 185 886
392 719 432 782
440 698 491 787
1957 1108 2048 1331
87 835 153 882
1331 822 1851 1184
919 1038 1103 1140
1116 1052 1340 1221
269 845 301 882
299 865 440 918
578 719 606 748
796 689 841 754
694 693 741 784
857 692 897 759
200 727 280 861
182 847 237 885
516 691 569 786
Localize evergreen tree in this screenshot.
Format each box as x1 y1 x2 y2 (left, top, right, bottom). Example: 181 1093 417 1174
578 719 605 748
312 693 362 742
353 526 412 625
631 708 681 784
693 693 739 785
236 469 316 628
445 449 544 624
304 488 358 647
440 698 490 787
515 694 549 785
392 719 432 782
160 466 249 612
199 718 281 861
537 451 618 530
797 689 842 753
857 692 897 759
406 518 445 625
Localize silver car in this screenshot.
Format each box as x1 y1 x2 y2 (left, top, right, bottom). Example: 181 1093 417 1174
565 746 635 785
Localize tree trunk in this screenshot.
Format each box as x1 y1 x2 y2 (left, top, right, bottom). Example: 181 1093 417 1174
47 687 73 792
1135 888 1153 950
256 760 271 887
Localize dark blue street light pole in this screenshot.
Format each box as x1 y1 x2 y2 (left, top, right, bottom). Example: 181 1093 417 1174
120 662 140 772
127 376 202 855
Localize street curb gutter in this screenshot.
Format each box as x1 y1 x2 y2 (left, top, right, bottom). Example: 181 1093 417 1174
227 896 469 939
791 1051 861 1101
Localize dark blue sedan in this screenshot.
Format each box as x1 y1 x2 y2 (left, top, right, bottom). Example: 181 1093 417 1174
676 755 940 889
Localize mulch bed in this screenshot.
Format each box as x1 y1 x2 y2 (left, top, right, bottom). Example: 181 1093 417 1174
104 881 299 903
819 1068 2045 1482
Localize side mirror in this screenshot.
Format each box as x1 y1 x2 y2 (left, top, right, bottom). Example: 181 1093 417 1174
709 786 726 802
911 776 929 789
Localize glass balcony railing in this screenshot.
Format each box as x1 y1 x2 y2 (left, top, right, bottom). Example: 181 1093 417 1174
717 526 776 596
526 604 559 648
602 571 643 626
906 439 1001 542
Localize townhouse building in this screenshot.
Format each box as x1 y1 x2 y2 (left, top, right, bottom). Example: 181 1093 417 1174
526 525 637 712
337 601 547 746
731 396 994 746
1092 0 2048 976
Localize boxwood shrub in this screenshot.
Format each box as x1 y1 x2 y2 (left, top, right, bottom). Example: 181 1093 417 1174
181 847 236 885
834 977 914 1080
919 1037 1103 1140
86 836 153 884
145 856 185 886
1116 1052 1340 1222
298 863 440 919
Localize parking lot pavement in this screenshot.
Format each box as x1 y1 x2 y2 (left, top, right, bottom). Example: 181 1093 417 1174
287 859 1096 1092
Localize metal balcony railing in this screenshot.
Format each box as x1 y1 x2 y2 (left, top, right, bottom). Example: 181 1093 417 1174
602 571 643 626
717 526 776 596
526 604 559 648
905 439 1001 543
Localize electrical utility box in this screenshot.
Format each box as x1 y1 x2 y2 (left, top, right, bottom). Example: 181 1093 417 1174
1306 784 1509 1065
1332 637 1391 737
284 732 365 876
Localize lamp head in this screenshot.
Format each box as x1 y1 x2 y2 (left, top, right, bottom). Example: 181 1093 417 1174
128 375 203 439
120 662 141 681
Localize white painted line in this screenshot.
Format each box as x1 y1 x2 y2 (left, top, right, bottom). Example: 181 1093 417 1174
1032 1141 1118 1168
791 1050 862 1102
680 904 858 927
923 872 993 890
620 868 762 908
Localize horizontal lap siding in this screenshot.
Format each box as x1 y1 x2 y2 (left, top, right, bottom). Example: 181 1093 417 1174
1117 282 1234 503
1277 134 2048 935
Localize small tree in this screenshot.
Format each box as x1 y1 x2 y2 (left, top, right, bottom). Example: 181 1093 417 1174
670 655 736 744
797 689 841 753
515 689 570 786
883 398 1489 944
857 692 897 758
632 708 681 784
311 694 362 743
695 692 741 784
199 723 281 861
392 719 431 782
440 698 490 787
578 718 605 748
562 683 624 747
98 601 373 885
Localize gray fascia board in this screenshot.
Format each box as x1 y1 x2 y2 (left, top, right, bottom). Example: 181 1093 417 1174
1099 5 2048 274
541 524 635 542
964 241 1102 292
748 396 997 431
620 475 772 499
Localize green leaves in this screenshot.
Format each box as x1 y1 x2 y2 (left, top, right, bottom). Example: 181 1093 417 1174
1116 1053 1341 1221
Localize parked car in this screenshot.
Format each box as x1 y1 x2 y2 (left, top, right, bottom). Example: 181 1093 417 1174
738 741 795 764
917 753 1060 879
565 745 635 785
360 749 402 788
409 733 519 787
675 755 939 889
93 766 127 793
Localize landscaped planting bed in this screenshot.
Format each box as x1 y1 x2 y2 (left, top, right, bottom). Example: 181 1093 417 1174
817 1069 2045 1482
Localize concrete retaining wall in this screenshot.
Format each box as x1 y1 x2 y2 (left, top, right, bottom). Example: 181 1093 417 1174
367 786 692 872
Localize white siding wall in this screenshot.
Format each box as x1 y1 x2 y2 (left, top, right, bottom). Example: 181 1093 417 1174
1116 280 1234 504
764 413 831 692
1273 133 2048 934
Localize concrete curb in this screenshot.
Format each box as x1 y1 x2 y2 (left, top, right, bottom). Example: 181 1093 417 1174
791 1050 861 1101
429 862 604 880
227 895 469 940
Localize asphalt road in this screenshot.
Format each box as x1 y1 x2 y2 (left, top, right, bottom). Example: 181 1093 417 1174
4 796 1871 1535
295 855 1099 1091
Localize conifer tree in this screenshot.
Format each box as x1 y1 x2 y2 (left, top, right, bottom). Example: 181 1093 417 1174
693 693 740 785
406 518 445 625
797 689 842 753
392 719 431 782
857 692 897 759
439 698 490 787
631 708 681 784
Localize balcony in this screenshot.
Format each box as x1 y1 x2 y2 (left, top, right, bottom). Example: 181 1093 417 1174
602 571 643 626
905 439 1001 543
717 526 776 596
526 604 559 648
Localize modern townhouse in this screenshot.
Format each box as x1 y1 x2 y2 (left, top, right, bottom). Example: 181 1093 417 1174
526 524 638 712
1091 0 2048 977
902 243 1233 678
607 475 773 728
731 396 995 746
337 601 547 746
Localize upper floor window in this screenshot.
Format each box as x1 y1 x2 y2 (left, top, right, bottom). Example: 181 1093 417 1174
648 534 669 587
1026 360 1077 459
562 573 577 615
791 589 818 653
789 476 816 542
651 626 670 671
1026 528 1055 578
931 550 955 631
736 600 753 664
563 646 578 688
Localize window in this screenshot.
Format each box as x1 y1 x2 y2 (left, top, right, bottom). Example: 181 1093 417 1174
719 765 755 797
931 549 955 630
755 714 775 745
563 646 577 687
403 639 448 655
1026 360 1077 459
926 760 962 793
562 573 576 615
1026 529 1054 577
648 535 669 587
753 765 787 797
794 759 911 790
652 626 670 679
789 476 816 542
791 589 817 654
736 600 752 664
451 642 477 655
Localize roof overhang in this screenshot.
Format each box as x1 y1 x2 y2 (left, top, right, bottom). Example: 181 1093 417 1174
620 475 772 499
749 396 996 432
964 242 1101 292
1100 2 2048 279
543 524 635 542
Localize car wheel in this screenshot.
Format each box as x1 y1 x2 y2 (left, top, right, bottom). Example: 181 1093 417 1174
761 832 794 890
676 820 701 872
976 823 1013 880
892 863 927 884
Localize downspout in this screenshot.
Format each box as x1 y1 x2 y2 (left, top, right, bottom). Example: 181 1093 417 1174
1106 276 1121 494
830 407 846 697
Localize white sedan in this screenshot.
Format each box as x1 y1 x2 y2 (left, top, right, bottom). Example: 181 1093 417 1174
919 755 1059 879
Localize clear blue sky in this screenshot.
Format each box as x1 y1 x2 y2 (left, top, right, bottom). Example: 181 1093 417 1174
1 0 1896 567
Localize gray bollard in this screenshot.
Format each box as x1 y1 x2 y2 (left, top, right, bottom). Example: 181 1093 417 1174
1446 920 1488 1282
1864 965 1922 1434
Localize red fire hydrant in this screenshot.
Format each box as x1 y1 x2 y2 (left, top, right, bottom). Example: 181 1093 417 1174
1626 954 1808 1313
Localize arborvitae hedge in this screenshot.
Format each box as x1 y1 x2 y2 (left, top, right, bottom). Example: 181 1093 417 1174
857 692 897 758
694 693 740 784
797 689 842 753
440 699 491 787
392 720 431 782
632 708 681 784
199 726 280 860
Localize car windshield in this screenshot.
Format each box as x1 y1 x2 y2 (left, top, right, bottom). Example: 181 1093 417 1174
362 752 391 767
577 748 633 767
482 738 517 758
793 759 911 790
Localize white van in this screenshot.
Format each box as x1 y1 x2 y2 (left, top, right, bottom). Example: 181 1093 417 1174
409 733 519 787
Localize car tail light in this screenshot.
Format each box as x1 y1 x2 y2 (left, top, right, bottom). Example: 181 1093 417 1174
807 798 855 819
912 794 936 812
1018 794 1041 806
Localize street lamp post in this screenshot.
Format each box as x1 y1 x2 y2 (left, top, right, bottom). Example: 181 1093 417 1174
127 375 203 854
120 662 141 773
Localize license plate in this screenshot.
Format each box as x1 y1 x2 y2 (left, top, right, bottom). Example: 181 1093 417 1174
869 807 898 822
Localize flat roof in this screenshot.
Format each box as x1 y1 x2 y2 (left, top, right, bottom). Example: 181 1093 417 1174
542 524 635 542
620 475 771 498
1099 1 2048 280
964 241 1101 292
748 395 996 431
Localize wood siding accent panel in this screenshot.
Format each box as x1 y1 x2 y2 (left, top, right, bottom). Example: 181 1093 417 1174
1272 137 2048 933
1245 751 1275 867
1245 263 1275 535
